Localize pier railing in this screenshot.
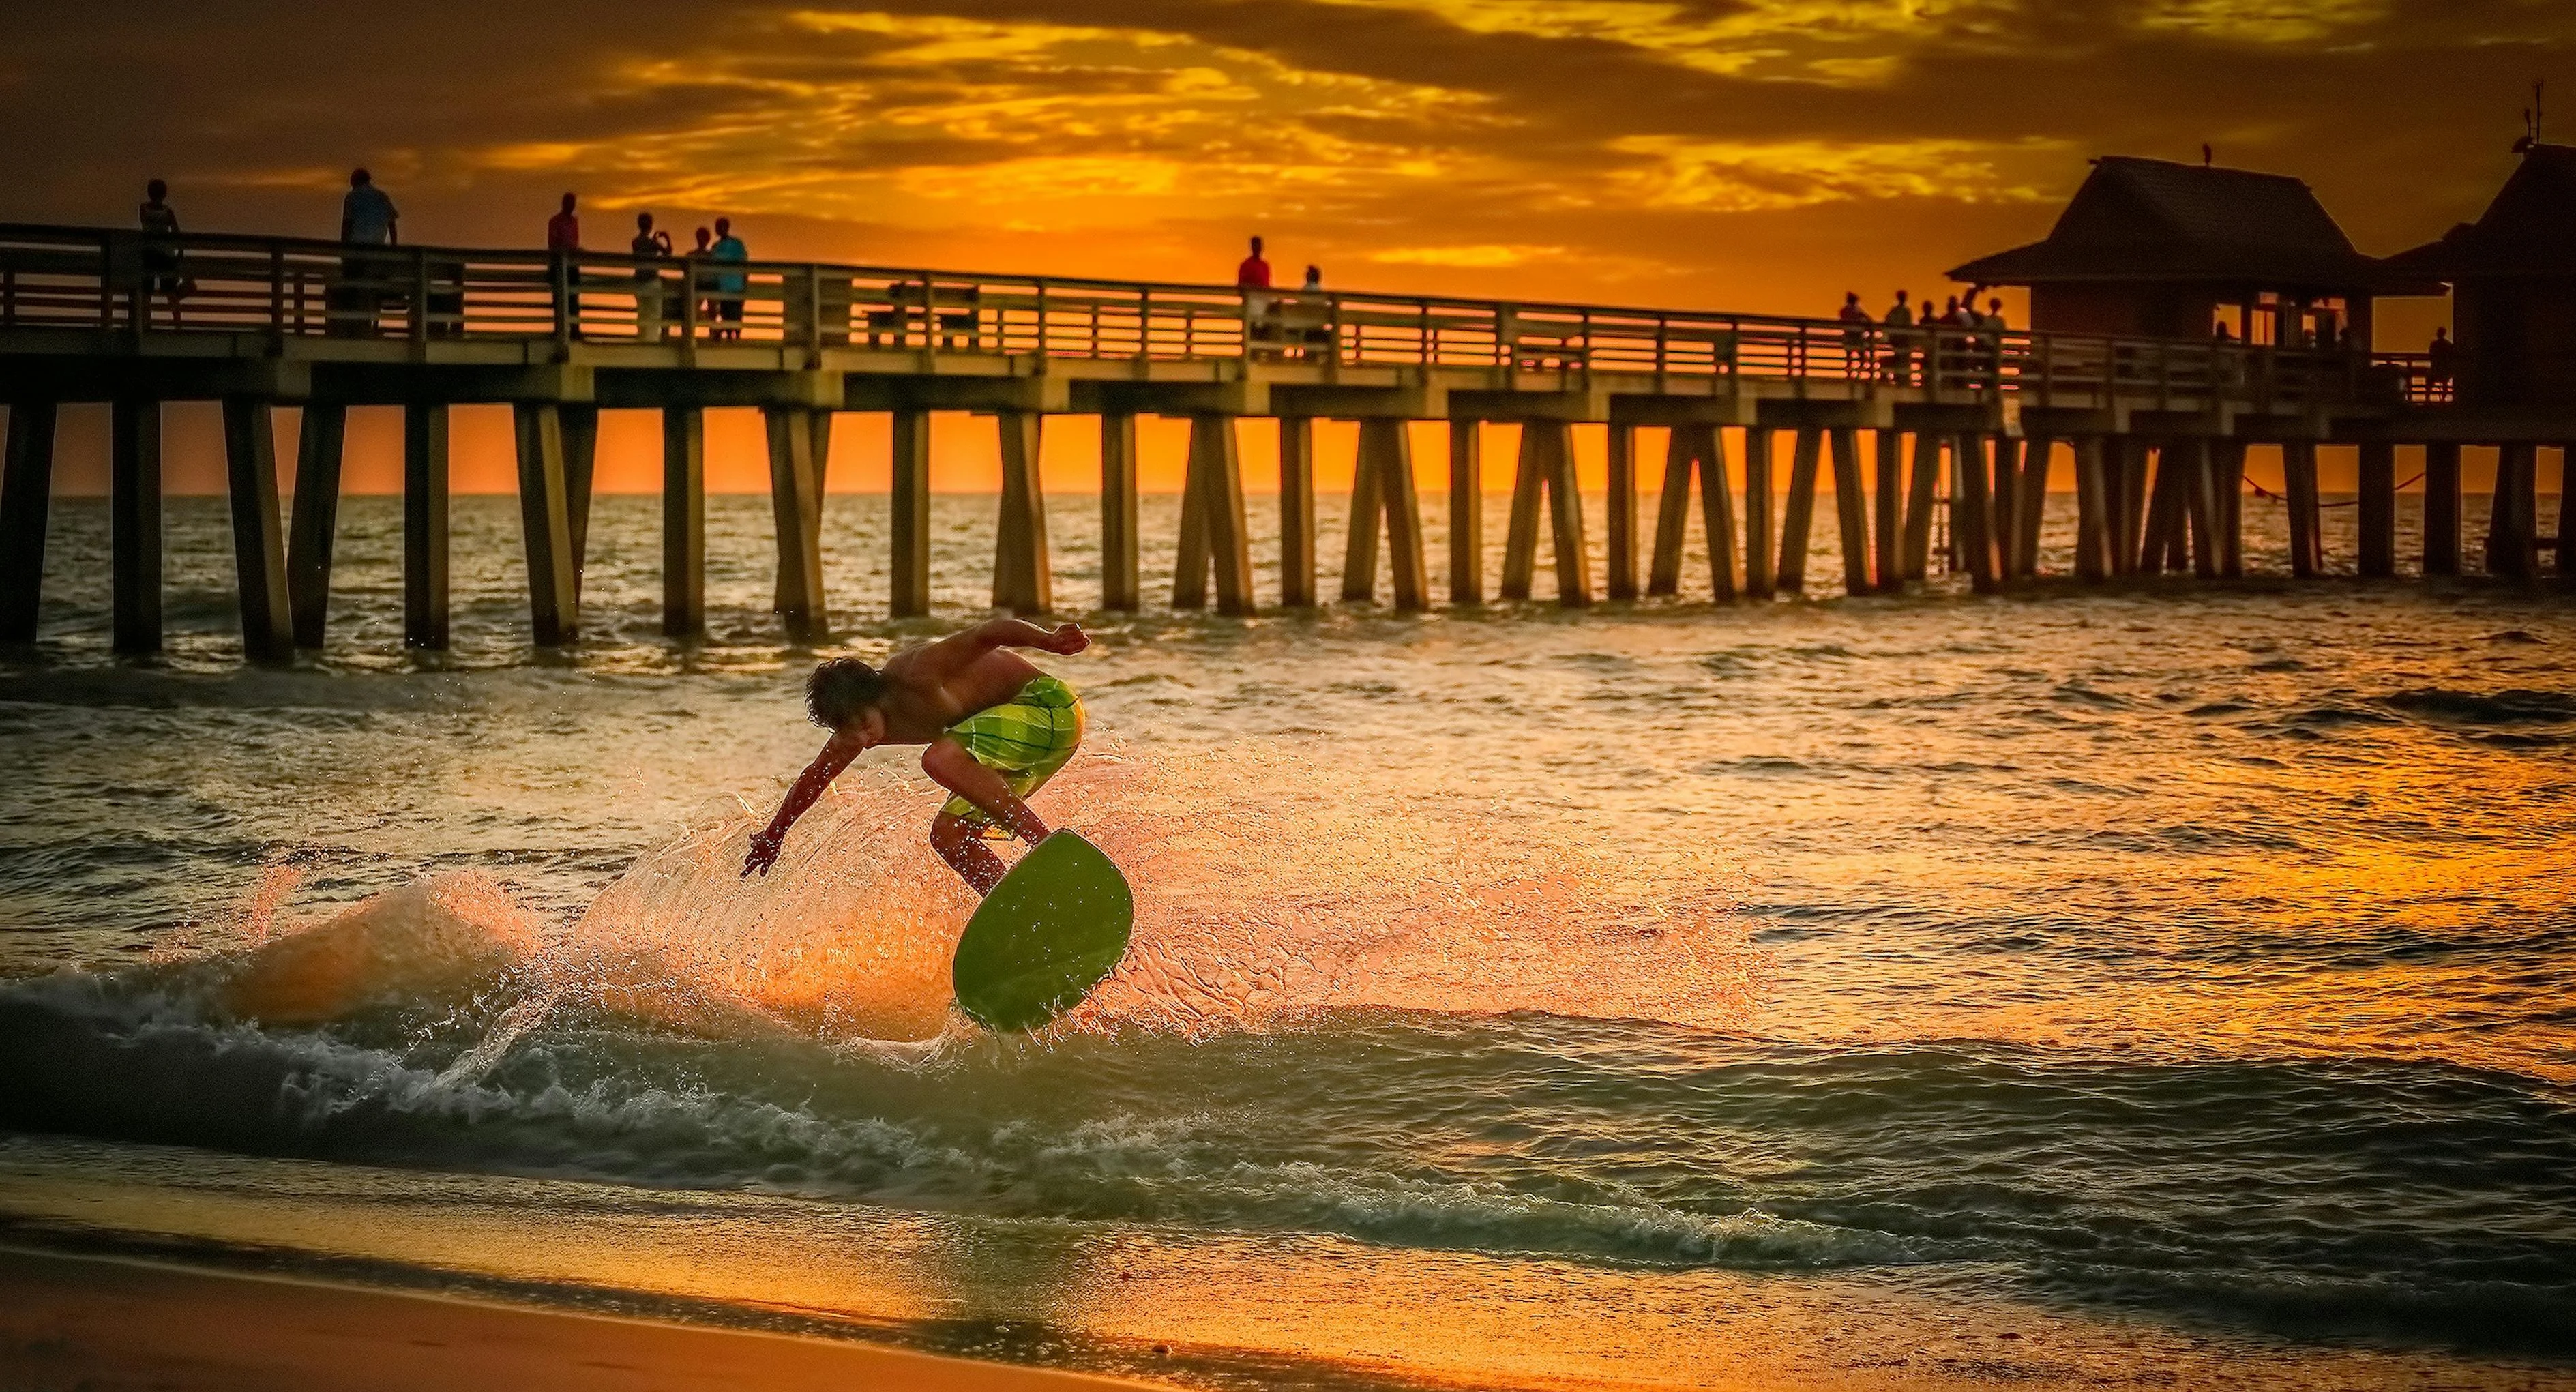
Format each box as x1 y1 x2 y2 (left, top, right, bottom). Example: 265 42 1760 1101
0 223 2363 410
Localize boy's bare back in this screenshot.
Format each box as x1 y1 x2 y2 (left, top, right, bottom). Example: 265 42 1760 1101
865 637 1046 746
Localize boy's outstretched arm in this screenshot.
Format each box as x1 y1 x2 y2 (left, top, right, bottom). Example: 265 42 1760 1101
742 736 862 876
951 617 1089 659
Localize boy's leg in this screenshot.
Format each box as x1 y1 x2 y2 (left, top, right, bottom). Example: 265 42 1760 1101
930 810 1009 894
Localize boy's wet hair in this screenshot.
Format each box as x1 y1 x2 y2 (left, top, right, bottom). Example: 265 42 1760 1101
805 657 886 729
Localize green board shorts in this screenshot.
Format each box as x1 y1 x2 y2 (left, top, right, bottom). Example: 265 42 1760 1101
938 674 1084 839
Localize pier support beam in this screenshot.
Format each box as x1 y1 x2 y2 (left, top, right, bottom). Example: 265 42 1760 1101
2283 441 2323 578
2073 437 2112 582
561 405 600 601
1447 421 1483 605
1649 423 1735 601
2357 441 2397 579
1605 424 1638 600
1830 428 1870 596
1275 415 1313 608
1501 419 1589 606
2422 442 2462 576
220 398 293 663
2560 447 2576 590
992 411 1052 614
1743 429 1777 597
1342 417 1427 610
2137 444 2185 576
762 406 827 640
1899 431 1938 583
662 406 705 638
0 402 59 642
110 398 162 655
2116 437 2152 574
514 402 579 646
2213 441 2246 579
404 404 449 648
2487 442 2538 579
286 403 346 649
2177 439 2219 580
1871 429 1901 592
1951 434 2002 593
1177 415 1256 615
1101 412 1143 610
890 409 930 618
1776 427 1822 595
2013 437 2051 578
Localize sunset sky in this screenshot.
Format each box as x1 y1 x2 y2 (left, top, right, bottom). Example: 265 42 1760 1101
7 0 2556 493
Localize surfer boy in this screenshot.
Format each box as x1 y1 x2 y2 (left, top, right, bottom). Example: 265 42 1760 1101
741 619 1091 894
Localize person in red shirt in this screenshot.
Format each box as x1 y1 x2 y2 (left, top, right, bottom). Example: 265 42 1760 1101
1235 235 1271 289
546 192 583 336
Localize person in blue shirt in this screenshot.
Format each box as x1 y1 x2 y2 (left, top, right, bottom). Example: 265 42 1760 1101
711 216 747 341
335 168 400 336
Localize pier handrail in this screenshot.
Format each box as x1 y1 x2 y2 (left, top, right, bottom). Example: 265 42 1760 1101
0 221 2360 410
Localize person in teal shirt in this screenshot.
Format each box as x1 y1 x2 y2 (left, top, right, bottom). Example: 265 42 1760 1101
711 217 747 340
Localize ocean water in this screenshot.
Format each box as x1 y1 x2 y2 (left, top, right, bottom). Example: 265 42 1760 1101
1 486 2573 1390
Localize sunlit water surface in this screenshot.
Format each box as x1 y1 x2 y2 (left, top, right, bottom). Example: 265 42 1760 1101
1 490 2571 1390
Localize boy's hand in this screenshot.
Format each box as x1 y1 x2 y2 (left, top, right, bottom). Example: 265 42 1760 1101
1047 622 1090 655
742 829 783 878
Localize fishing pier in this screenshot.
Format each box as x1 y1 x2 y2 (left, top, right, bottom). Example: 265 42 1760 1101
0 213 2551 661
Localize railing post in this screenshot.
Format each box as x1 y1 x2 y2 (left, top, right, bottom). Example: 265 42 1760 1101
269 246 286 338
412 248 430 350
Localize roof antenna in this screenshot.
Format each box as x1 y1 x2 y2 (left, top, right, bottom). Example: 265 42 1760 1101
2201 143 2213 168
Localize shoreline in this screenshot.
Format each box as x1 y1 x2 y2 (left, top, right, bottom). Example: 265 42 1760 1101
0 1245 1168 1392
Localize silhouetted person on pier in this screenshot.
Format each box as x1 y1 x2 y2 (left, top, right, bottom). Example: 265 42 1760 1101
1237 235 1272 290
2427 327 2456 399
548 193 584 336
631 212 674 343
336 168 399 337
1288 264 1331 359
1838 291 1870 377
1883 290 1914 384
711 217 747 342
1302 265 1322 291
138 179 189 328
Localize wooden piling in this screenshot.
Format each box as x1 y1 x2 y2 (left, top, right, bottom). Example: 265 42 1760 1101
2013 436 2050 578
1899 431 1939 583
513 402 580 646
1 401 59 642
110 397 162 655
1648 423 1735 600
1176 414 1256 614
762 406 827 640
285 402 345 649
2357 441 2396 578
2116 436 2152 574
1102 409 1143 610
1743 428 1777 598
2560 446 2576 589
662 406 705 637
2073 436 2112 582
2176 439 2219 580
2212 440 2246 579
2137 444 2185 576
992 411 1052 614
2283 440 2323 578
1776 427 1822 595
220 398 293 662
1447 420 1483 605
1988 437 2019 577
561 404 599 599
2421 441 2462 576
2487 442 2538 579
403 403 449 648
1275 415 1314 608
1342 417 1427 610
1605 424 1638 599
1500 419 1589 606
1828 428 1870 595
890 409 931 618
1951 434 2002 593
1871 428 1901 591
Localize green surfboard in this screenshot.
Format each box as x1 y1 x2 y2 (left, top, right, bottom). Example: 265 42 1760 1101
951 831 1134 1032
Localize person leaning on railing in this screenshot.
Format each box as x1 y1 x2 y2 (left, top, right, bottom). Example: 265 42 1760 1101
138 179 190 329
334 168 400 338
711 218 747 341
1882 291 1914 385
